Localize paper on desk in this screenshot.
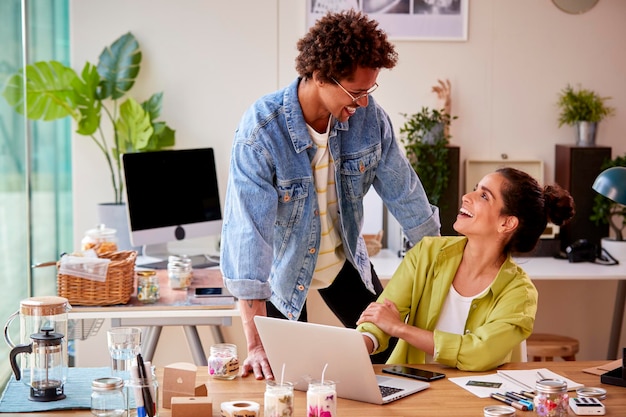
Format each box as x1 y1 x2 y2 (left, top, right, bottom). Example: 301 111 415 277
497 368 583 391
449 373 525 398
582 359 622 376
449 368 583 398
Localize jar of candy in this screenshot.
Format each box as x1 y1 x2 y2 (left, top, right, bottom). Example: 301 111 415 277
91 377 126 417
82 224 118 255
307 380 336 417
136 271 160 303
264 380 294 417
208 343 239 380
167 255 192 290
534 378 568 417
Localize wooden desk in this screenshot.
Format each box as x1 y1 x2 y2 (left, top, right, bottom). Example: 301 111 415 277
3 361 624 416
371 249 626 360
68 268 238 365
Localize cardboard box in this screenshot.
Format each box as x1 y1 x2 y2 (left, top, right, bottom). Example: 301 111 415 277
162 362 208 409
171 396 213 417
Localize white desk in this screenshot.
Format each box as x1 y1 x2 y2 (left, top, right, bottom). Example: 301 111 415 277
370 249 626 360
68 269 239 366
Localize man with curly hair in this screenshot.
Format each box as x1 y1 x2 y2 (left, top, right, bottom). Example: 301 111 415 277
221 9 440 380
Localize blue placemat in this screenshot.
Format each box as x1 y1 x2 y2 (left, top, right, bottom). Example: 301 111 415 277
0 367 110 412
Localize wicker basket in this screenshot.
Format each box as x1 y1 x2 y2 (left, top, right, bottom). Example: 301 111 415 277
57 250 137 306
363 230 384 257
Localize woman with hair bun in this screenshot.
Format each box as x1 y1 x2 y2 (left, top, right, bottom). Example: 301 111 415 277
357 167 575 371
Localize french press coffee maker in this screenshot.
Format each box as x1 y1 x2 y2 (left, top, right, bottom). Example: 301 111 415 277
9 326 67 402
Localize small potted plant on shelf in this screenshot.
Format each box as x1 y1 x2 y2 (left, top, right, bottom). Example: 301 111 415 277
399 106 456 208
556 84 615 146
2 31 176 205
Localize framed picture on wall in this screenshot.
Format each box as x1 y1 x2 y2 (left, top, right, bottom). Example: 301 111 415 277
306 0 468 41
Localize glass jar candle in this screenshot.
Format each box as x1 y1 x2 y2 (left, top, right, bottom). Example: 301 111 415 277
91 377 126 417
534 378 568 417
307 380 336 417
264 380 294 417
167 255 192 289
208 343 239 380
136 271 160 303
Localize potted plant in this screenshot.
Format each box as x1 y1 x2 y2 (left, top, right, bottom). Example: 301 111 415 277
399 106 456 208
556 84 615 146
2 32 175 205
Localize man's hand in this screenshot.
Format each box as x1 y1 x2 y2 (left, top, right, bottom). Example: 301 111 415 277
238 298 274 380
241 344 274 380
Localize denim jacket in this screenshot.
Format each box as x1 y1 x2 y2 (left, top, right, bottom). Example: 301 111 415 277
220 77 440 320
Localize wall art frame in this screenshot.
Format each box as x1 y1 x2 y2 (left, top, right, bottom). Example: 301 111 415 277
306 0 469 41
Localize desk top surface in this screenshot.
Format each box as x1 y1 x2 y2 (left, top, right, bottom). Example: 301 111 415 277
68 268 239 319
372 249 626 280
3 361 624 417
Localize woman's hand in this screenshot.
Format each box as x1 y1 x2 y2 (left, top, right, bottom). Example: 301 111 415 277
357 298 402 336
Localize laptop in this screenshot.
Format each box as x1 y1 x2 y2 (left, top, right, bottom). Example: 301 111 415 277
254 316 430 404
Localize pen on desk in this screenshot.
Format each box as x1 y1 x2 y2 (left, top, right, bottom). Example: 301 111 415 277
136 354 154 417
520 390 535 400
537 371 546 380
491 393 529 411
505 392 534 410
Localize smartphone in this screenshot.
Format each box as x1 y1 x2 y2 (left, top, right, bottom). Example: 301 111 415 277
382 365 445 381
194 287 223 297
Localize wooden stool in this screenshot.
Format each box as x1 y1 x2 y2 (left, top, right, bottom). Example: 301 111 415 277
526 333 579 361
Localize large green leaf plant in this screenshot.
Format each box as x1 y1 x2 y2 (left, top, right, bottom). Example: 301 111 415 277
2 32 175 203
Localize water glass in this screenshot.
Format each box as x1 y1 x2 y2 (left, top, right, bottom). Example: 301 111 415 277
107 327 142 381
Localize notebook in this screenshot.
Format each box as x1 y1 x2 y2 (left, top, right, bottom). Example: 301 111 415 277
254 316 430 404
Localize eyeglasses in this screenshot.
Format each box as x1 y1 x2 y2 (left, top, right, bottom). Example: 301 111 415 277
331 78 379 104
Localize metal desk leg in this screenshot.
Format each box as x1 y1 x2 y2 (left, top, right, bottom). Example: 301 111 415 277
607 280 626 360
211 325 225 344
141 326 162 362
183 325 208 366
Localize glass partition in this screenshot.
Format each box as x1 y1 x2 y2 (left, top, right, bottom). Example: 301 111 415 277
0 0 71 387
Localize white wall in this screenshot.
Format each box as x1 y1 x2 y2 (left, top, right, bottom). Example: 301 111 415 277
71 0 626 364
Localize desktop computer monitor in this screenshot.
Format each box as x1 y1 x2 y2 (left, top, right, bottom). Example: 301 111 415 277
122 147 222 267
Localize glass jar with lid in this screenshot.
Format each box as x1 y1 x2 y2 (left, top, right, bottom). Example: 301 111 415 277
167 255 192 289
91 377 126 417
82 224 118 255
136 271 160 303
534 378 568 417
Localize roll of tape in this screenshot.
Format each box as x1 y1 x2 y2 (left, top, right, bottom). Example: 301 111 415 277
220 401 260 417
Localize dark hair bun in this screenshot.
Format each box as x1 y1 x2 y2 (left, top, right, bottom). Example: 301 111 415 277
544 184 575 226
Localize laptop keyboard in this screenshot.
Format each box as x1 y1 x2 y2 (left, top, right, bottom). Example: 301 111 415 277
379 385 403 398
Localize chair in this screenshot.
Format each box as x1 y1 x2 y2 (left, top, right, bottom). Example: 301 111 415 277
526 333 579 361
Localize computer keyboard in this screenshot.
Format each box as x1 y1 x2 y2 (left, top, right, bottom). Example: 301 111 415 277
137 255 219 270
379 385 403 397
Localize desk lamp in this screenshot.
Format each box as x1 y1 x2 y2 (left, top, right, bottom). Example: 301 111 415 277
592 166 626 206
593 166 626 386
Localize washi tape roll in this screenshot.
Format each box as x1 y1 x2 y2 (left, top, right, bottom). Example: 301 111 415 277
220 401 260 417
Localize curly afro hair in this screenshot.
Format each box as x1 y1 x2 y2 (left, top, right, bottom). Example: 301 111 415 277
295 9 398 83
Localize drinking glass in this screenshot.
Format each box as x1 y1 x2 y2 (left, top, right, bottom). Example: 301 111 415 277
107 327 141 381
